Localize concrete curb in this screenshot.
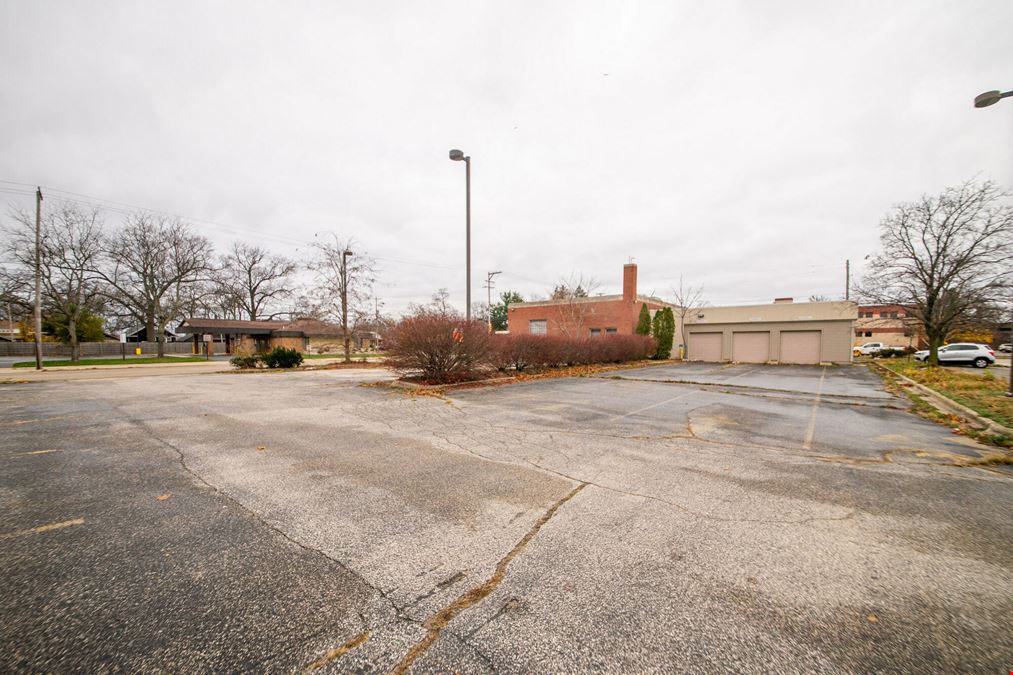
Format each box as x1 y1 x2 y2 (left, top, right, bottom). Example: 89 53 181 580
874 364 1013 438
389 376 518 392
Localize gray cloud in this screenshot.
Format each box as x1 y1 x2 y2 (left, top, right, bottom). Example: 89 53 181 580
2 1 1011 313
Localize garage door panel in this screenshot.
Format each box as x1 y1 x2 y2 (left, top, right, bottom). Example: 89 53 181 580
688 332 722 362
780 331 821 364
732 331 769 363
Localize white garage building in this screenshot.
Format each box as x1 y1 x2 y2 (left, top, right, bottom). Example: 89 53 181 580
681 300 857 365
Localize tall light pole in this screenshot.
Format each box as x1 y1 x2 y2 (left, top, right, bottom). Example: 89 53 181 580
972 86 1013 396
449 149 471 322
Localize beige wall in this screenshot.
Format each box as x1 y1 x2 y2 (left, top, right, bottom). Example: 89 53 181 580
684 320 854 364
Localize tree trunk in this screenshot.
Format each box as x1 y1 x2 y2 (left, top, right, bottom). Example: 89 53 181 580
927 330 944 366
69 316 79 362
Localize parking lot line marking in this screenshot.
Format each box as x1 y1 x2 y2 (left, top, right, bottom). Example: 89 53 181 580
1 518 85 540
609 389 698 422
803 366 827 450
13 449 62 456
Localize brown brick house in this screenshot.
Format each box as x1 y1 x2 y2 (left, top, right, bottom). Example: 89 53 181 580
508 264 672 337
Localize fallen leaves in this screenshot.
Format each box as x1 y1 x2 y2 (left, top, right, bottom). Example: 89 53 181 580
156 493 172 501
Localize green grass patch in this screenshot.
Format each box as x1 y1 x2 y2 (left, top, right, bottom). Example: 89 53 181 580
14 356 209 368
879 358 1013 429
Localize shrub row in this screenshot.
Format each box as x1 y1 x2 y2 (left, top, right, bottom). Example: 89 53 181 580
385 310 655 383
230 346 304 369
492 333 655 371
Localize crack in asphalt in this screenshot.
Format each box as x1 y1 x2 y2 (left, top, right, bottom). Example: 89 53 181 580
389 482 587 675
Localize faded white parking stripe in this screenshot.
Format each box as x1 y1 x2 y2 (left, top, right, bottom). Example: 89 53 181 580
802 366 827 450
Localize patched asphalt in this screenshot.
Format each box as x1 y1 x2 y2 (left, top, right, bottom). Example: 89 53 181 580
1 363 1010 672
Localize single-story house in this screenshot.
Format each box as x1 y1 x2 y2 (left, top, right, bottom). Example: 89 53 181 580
176 317 377 355
506 263 857 364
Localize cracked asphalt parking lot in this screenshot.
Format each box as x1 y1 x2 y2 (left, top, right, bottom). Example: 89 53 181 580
1 363 1011 672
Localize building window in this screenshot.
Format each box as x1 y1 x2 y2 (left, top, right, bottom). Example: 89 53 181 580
864 331 872 337
589 328 601 336
529 320 547 335
605 328 617 334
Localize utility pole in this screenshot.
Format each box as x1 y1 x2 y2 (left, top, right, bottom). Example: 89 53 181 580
484 271 501 332
845 259 850 301
341 249 353 363
34 187 43 370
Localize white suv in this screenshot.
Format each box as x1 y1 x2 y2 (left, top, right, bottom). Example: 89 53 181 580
853 342 884 356
913 343 995 368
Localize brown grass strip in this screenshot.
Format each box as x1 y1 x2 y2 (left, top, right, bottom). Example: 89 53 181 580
391 482 587 674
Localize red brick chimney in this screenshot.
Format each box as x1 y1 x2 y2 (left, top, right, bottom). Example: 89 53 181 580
623 264 637 303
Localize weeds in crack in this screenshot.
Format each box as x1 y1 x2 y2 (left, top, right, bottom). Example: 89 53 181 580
390 483 587 674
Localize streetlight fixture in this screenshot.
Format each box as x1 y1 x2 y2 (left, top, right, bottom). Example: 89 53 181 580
973 89 1013 108
449 148 471 322
971 86 1013 396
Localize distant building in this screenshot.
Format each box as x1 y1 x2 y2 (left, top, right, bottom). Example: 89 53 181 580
854 304 925 349
0 320 21 342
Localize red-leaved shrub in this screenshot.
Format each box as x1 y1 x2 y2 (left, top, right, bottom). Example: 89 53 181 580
385 310 496 383
493 334 655 370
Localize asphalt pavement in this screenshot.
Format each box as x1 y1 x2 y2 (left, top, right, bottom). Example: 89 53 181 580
1 363 1010 672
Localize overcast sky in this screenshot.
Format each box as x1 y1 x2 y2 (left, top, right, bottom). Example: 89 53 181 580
2 1 1011 315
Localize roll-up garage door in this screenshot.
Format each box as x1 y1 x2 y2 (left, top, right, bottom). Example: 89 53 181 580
688 332 722 362
780 331 821 364
732 331 770 363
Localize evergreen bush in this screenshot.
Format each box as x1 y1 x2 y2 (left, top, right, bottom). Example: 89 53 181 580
651 307 675 359
262 347 304 369
635 304 652 336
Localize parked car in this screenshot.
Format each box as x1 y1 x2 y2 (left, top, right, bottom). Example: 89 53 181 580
999 343 1011 353
912 343 996 368
853 342 884 356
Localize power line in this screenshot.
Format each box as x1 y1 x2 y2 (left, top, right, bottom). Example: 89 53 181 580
0 179 459 271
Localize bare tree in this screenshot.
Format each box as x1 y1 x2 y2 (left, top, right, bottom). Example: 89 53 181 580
671 276 706 359
97 213 215 356
309 235 376 362
549 274 600 337
856 180 1012 365
4 204 106 361
217 242 297 320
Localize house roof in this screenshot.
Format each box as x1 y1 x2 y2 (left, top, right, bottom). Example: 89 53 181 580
177 318 281 335
177 317 349 337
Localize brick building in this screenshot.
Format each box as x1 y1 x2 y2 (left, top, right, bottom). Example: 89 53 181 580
507 264 672 337
508 263 857 364
854 304 925 349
